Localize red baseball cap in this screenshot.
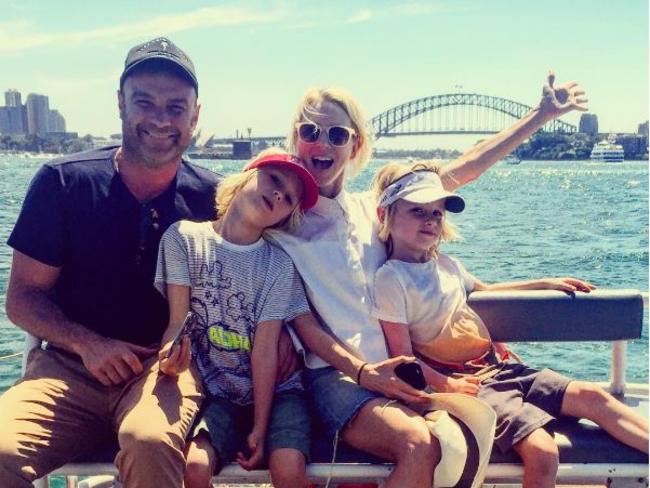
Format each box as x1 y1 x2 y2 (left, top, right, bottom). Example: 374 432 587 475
244 153 320 210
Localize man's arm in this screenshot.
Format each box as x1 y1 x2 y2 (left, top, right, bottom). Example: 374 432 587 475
6 250 156 386
440 71 588 191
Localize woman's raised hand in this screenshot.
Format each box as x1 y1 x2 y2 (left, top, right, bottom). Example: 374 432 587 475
538 70 589 120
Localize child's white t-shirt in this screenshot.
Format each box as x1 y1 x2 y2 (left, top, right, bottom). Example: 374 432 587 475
373 254 492 364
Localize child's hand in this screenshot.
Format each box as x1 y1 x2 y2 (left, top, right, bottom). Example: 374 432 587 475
441 376 480 396
158 336 191 376
236 428 265 470
539 277 596 293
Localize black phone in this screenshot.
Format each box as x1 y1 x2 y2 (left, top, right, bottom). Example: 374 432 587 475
394 362 427 390
166 311 194 358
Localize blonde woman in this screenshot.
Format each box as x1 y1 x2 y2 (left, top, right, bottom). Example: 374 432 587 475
268 73 589 488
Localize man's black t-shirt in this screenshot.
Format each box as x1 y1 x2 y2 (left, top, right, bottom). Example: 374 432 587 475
8 145 221 346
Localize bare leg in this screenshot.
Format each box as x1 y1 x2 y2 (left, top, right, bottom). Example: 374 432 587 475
184 432 218 488
342 399 440 488
513 428 559 488
560 381 649 453
269 448 308 488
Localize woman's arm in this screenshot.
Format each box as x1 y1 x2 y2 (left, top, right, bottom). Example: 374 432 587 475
158 283 192 376
380 320 479 396
237 319 283 470
440 71 588 191
473 277 596 293
291 313 428 404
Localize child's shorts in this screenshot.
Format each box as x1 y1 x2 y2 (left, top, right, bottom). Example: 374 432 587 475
478 363 571 453
194 389 311 469
304 366 384 437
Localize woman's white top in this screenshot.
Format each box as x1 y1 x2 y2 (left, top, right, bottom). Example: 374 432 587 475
267 190 389 368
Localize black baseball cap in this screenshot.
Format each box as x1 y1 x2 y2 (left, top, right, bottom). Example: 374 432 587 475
120 37 198 93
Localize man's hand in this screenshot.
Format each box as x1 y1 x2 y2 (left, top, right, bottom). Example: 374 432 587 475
276 327 301 382
359 356 430 405
78 336 158 386
236 428 265 470
158 336 191 376
539 70 588 120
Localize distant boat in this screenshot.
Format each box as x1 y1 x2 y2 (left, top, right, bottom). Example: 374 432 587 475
590 137 624 162
502 155 521 165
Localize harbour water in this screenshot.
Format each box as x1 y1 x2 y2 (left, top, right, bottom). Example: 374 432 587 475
0 155 648 394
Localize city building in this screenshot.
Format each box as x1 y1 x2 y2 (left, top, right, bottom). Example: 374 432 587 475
0 89 27 134
26 93 50 135
638 121 648 137
48 109 66 133
5 89 22 107
579 113 598 135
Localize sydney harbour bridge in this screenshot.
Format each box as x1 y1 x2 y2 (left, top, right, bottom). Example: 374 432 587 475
210 93 576 146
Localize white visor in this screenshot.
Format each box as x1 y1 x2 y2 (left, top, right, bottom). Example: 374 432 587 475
378 170 465 213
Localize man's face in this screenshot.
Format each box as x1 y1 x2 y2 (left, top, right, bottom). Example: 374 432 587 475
118 72 199 168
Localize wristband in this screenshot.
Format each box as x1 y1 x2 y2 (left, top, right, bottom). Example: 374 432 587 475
356 362 369 385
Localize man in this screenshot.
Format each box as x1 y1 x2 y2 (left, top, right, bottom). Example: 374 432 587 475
0 37 219 487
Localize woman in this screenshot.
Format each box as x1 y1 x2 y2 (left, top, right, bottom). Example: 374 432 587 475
269 71 588 488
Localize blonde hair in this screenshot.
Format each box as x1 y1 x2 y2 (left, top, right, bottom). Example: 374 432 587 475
215 148 303 232
286 87 374 178
372 161 460 259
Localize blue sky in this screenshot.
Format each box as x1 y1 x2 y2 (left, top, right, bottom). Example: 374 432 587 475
1 0 647 150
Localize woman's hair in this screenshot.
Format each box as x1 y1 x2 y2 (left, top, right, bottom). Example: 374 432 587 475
371 161 460 259
286 87 374 178
215 148 303 232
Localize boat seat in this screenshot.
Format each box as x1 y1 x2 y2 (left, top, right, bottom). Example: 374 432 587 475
32 289 648 487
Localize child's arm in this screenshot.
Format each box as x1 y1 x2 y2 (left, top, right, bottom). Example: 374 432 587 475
380 319 479 396
473 276 595 293
158 283 192 376
291 313 429 404
237 319 283 471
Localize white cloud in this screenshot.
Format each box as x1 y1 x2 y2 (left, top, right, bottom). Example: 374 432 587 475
0 6 284 54
346 9 373 24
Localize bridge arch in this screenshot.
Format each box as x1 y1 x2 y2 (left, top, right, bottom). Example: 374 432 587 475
370 93 576 139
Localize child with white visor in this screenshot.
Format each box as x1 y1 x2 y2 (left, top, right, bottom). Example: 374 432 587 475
371 161 648 488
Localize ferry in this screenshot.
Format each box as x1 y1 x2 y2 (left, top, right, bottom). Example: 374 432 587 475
590 138 625 162
24 289 649 488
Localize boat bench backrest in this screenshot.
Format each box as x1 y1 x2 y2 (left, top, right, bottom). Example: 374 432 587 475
22 289 644 373
468 289 643 342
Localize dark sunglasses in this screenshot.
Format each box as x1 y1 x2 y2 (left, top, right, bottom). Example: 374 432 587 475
295 122 356 147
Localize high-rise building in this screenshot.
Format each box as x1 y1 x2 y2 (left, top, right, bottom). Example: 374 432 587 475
5 89 22 107
26 93 50 135
638 121 649 136
578 113 598 135
48 109 66 133
0 105 27 134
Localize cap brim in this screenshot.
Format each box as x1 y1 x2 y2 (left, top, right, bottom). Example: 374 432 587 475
402 189 466 213
247 158 319 210
120 57 198 90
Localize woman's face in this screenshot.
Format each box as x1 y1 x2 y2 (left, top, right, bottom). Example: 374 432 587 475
295 100 358 199
388 199 447 262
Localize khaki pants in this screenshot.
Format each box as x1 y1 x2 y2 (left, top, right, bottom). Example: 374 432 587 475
0 347 203 487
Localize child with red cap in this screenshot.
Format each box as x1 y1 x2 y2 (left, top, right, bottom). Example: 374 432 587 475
154 149 319 488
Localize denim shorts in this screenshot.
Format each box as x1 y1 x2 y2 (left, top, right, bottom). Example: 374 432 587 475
195 389 311 467
304 366 383 437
